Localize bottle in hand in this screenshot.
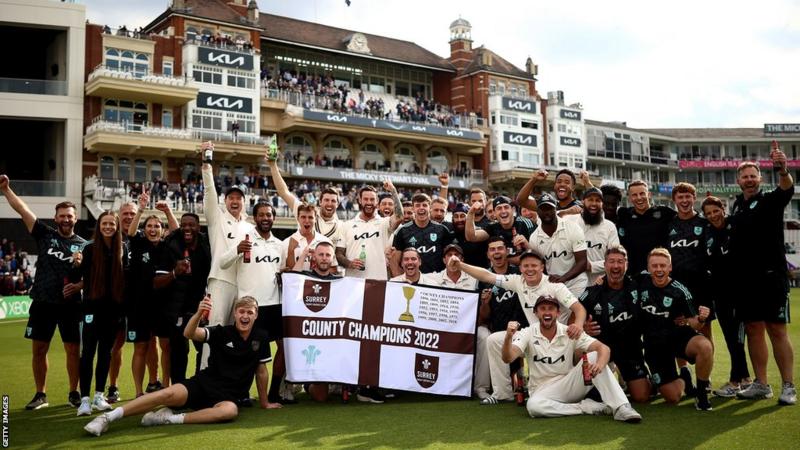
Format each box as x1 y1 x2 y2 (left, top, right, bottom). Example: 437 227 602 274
358 244 366 271
200 293 212 326
581 353 592 386
243 234 251 263
203 142 214 163
183 248 192 274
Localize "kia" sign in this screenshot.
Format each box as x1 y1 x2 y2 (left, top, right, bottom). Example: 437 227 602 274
197 92 253 113
560 136 582 147
503 131 537 147
198 47 254 70
502 96 536 113
560 109 582 121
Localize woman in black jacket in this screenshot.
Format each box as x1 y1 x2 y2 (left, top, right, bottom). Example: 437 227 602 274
76 211 126 416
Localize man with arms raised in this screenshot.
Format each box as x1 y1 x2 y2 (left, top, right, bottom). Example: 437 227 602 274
83 297 277 436
638 248 714 410
466 196 535 265
451 250 586 404
502 295 641 422
731 147 795 405
1 175 84 409
580 246 650 403
566 187 618 285
337 182 403 280
390 193 452 276
219 202 285 406
616 180 676 275
527 193 589 297
201 142 254 368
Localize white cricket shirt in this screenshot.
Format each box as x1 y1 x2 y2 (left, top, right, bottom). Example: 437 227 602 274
528 217 588 295
219 231 284 306
495 275 578 325
339 213 392 280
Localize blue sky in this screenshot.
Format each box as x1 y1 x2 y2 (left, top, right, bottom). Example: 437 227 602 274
83 0 800 128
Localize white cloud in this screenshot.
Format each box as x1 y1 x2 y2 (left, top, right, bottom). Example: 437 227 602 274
82 0 800 127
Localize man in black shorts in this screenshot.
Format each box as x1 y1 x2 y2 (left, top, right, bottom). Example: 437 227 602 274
580 246 650 403
1 175 85 409
83 296 280 436
638 248 714 410
730 149 796 405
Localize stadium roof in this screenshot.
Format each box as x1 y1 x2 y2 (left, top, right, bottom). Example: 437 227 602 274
460 46 532 80
145 0 455 72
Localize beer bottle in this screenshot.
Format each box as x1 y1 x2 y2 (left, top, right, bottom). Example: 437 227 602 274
183 248 191 274
581 353 592 386
203 142 214 163
200 293 212 325
243 234 251 263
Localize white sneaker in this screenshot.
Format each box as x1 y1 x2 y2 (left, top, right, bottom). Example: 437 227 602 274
474 387 490 400
77 397 92 416
141 407 174 427
579 398 612 416
713 382 740 398
92 392 112 411
778 382 797 406
613 403 642 423
84 413 110 436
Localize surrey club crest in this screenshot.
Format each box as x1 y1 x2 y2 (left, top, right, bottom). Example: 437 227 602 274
415 353 439 389
302 280 331 312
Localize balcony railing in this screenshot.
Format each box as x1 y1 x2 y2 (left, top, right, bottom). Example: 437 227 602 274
86 118 266 145
263 88 485 131
0 77 67 95
87 64 189 87
588 148 678 166
6 180 65 197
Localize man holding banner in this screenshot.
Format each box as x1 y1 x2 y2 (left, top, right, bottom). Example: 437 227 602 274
451 250 586 405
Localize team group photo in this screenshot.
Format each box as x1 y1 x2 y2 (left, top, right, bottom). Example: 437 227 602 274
0 0 798 448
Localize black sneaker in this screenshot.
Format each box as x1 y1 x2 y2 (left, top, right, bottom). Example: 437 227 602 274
25 392 49 410
68 390 81 408
278 396 298 405
356 387 385 404
106 386 120 403
236 397 253 407
145 381 163 393
695 394 713 411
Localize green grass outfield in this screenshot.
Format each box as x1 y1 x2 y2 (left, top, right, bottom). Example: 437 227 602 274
2 292 800 450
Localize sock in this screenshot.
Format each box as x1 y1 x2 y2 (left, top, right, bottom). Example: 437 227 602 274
696 379 710 398
679 367 695 394
108 407 124 422
167 413 185 424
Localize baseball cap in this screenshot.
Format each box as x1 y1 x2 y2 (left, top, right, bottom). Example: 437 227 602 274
534 295 560 310
225 186 245 197
537 193 557 209
443 243 464 256
453 202 470 214
582 187 603 200
518 249 546 265
493 196 512 209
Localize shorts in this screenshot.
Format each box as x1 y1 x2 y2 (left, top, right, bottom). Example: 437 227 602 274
254 305 283 341
179 376 238 411
736 270 791 324
24 301 81 343
644 326 701 386
608 342 649 381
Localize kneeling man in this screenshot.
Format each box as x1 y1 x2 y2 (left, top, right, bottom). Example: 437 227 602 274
84 296 279 436
502 295 641 422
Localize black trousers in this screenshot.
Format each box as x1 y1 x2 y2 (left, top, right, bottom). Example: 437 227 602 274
169 313 204 384
80 302 122 397
715 296 750 382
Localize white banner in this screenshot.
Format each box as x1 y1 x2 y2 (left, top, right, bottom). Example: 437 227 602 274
282 272 478 397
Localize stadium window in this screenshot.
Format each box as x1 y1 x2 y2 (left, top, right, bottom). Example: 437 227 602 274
427 149 449 174
150 160 163 181
100 156 115 179
162 110 173 128
191 109 223 131
182 162 196 181
394 146 418 172
521 120 538 130
134 159 148 182
162 60 173 76
193 65 223 85
500 114 518 126
118 158 132 181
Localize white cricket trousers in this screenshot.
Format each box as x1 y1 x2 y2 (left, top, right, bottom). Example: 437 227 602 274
487 330 515 399
474 326 491 396
526 351 628 418
199 278 238 369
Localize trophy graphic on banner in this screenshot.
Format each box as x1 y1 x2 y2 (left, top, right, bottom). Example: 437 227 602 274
266 134 279 161
399 286 415 322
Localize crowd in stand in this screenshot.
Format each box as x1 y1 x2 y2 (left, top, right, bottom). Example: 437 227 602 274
0 238 33 296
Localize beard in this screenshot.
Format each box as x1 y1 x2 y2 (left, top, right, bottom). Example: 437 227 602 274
582 208 602 226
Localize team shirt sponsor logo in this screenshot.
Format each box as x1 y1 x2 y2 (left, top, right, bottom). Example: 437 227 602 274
532 354 567 364
414 353 439 388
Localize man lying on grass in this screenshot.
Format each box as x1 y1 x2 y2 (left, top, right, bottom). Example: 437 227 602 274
84 296 281 436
